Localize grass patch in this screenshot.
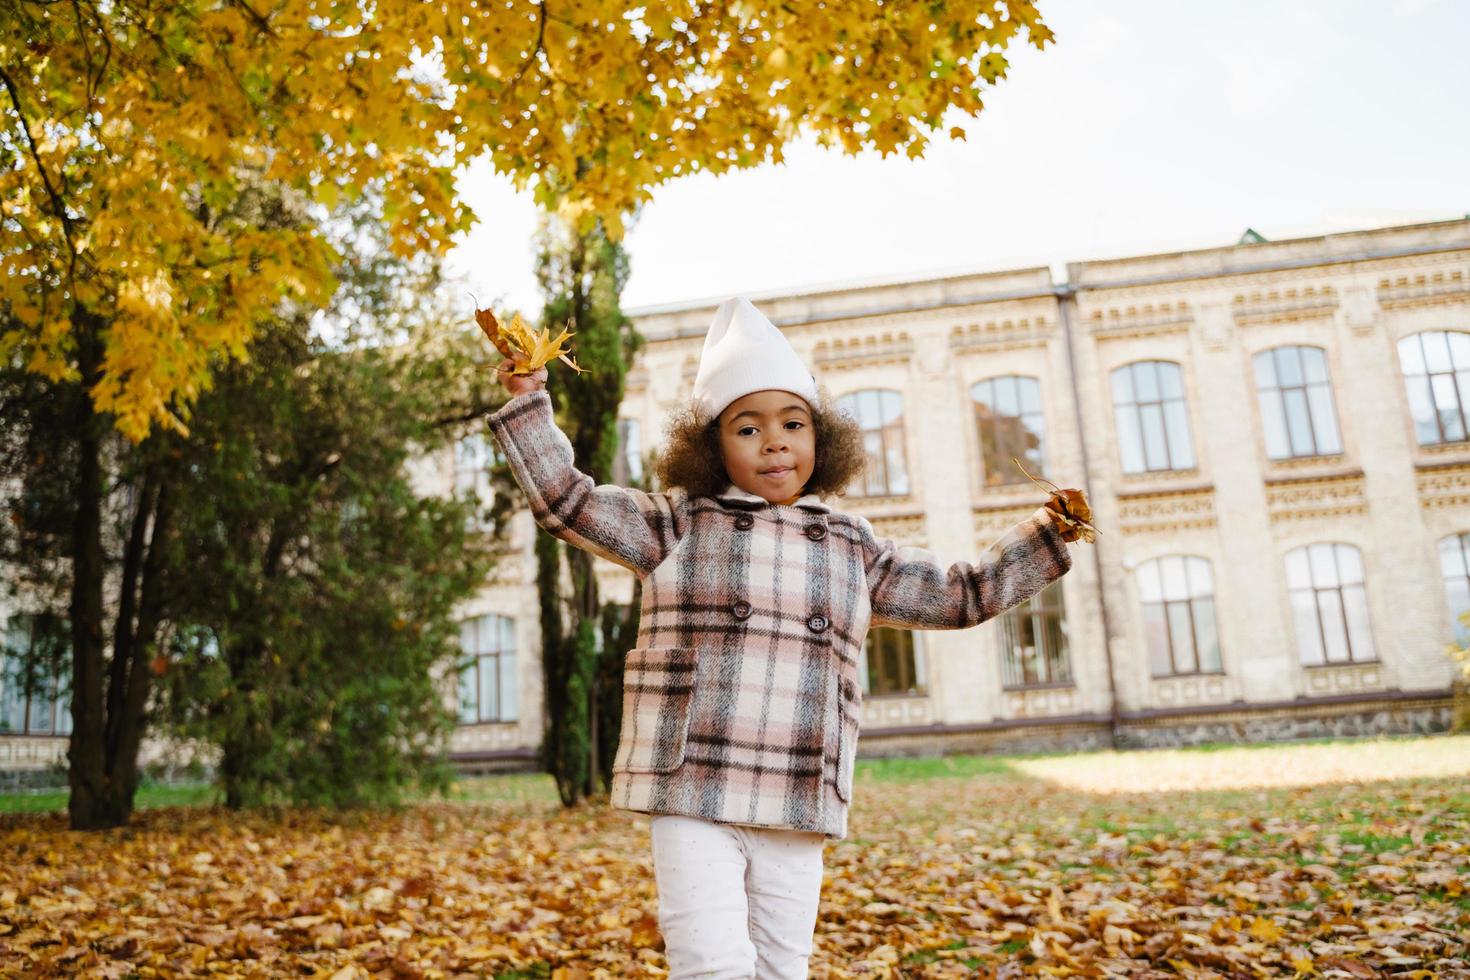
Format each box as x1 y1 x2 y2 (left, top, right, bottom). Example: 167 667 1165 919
855 754 1015 781
0 781 217 814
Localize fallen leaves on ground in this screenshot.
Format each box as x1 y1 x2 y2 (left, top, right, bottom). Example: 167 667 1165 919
0 737 1467 977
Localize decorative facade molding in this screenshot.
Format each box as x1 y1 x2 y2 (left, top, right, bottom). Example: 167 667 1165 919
1196 301 1233 350
1303 662 1383 697
1149 673 1232 708
1416 460 1470 510
1231 284 1338 325
1264 471 1368 522
867 513 928 546
1116 486 1218 534
861 695 934 730
1261 454 1352 481
1086 301 1192 342
947 316 1054 353
812 330 916 369
1340 285 1378 333
1376 267 1470 311
1004 685 1080 719
973 504 1040 544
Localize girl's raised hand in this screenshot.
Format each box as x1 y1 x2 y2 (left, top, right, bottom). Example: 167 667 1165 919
497 354 547 398
1045 488 1096 543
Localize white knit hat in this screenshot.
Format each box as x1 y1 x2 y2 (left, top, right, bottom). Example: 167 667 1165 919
692 297 819 418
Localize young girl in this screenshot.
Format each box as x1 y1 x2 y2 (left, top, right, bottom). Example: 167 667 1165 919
489 296 1090 979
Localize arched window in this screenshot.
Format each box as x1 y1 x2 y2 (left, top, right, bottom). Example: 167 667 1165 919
1 612 71 736
1110 360 1195 473
972 376 1046 486
1284 543 1376 666
835 389 910 497
1253 345 1343 458
999 582 1071 688
860 627 925 696
613 418 643 486
1136 556 1222 676
1440 532 1470 647
454 431 502 527
458 614 518 723
1398 330 1470 445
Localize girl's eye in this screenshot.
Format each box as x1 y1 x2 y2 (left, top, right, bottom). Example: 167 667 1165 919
738 425 758 436
784 420 805 430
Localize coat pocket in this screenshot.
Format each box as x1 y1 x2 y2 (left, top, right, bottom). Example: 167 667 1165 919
833 667 861 803
614 646 698 774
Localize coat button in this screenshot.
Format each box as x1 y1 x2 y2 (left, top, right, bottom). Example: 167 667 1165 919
734 514 755 530
805 524 827 541
807 614 829 633
732 601 752 621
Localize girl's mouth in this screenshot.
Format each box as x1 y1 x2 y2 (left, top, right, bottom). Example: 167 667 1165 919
760 466 793 478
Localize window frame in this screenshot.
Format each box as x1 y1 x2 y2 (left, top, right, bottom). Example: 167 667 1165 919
1252 344 1344 460
859 627 926 697
1109 360 1196 474
835 388 911 498
998 582 1073 689
453 430 503 529
457 614 518 724
1398 330 1470 447
1439 531 1470 648
971 375 1047 487
1135 555 1224 678
1284 542 1377 667
612 417 643 487
1 612 72 737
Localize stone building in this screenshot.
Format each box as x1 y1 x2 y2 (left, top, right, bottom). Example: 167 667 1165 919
445 217 1469 769
3 218 1467 780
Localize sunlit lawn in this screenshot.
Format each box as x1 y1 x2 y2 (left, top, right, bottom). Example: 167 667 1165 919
4 732 1467 813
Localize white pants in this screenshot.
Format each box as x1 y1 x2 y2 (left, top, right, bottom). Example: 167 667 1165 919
650 814 826 979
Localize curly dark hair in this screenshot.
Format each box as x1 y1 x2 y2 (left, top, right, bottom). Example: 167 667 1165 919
654 390 866 500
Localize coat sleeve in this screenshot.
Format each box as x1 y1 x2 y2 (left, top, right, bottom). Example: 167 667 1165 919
487 390 686 577
859 507 1073 629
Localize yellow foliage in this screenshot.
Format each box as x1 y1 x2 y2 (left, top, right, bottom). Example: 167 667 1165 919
2 0 1053 440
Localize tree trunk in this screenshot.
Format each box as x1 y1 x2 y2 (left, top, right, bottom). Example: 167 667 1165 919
66 314 114 829
64 310 178 830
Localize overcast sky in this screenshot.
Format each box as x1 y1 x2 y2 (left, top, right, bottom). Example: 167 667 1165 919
444 0 1469 319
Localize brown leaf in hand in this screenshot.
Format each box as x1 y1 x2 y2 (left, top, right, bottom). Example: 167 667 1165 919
473 304 582 375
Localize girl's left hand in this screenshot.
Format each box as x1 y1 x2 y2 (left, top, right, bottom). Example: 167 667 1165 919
1045 488 1095 542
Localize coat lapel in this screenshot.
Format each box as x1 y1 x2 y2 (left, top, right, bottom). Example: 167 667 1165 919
714 483 832 514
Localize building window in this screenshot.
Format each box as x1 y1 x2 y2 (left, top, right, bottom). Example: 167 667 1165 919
859 628 925 696
1440 532 1470 647
1253 345 1343 459
1285 543 1376 666
1399 330 1470 446
1136 556 1222 676
1 612 71 736
972 376 1046 486
458 614 518 723
835 389 910 497
999 582 1071 688
1110 360 1196 473
612 418 643 487
454 431 501 527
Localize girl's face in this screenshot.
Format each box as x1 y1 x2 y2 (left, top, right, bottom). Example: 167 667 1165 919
717 389 817 505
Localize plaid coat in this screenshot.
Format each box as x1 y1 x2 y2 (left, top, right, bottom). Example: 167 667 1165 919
489 391 1073 839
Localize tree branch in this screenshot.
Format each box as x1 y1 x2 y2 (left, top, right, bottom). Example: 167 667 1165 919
0 65 82 275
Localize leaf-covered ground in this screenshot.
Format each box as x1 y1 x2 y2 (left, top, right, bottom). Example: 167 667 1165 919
1 735 1467 978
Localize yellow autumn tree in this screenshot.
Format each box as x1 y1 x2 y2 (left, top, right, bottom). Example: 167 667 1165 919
3 0 1055 831
2 0 1052 442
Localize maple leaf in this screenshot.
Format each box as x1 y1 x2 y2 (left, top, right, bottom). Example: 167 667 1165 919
1248 915 1284 943
474 304 583 376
